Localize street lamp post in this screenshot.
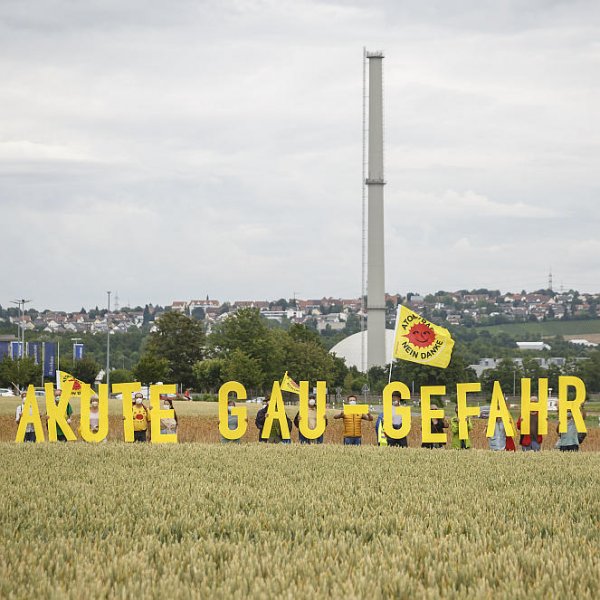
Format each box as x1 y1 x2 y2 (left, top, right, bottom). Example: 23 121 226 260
10 300 22 355
513 368 516 398
106 291 111 393
11 298 32 357
20 299 31 353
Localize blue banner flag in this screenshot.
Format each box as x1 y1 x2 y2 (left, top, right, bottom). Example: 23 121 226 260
0 341 9 361
73 343 84 361
11 341 23 359
43 342 57 378
28 341 42 365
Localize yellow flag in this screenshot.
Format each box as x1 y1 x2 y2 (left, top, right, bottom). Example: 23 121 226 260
280 371 300 394
393 305 454 369
56 370 86 397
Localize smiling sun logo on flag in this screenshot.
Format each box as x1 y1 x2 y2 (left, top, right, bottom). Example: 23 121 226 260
393 305 455 369
404 322 436 348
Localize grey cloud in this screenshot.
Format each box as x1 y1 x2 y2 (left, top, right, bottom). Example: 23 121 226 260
0 0 598 310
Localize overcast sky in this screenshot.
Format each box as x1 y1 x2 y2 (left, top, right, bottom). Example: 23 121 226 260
1 0 598 312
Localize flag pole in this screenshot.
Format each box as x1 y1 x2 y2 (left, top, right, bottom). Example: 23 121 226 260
388 303 401 384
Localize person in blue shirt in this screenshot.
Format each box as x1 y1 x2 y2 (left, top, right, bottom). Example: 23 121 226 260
375 391 407 447
489 416 506 451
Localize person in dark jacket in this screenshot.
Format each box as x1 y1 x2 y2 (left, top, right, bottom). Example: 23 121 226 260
421 404 448 449
256 395 293 443
255 396 269 442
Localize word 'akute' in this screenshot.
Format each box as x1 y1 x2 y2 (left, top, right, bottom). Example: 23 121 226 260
16 377 588 444
16 382 178 444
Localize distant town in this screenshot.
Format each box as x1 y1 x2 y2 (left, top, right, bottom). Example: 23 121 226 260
1 288 599 337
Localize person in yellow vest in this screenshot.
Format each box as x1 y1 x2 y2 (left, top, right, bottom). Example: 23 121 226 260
130 392 150 442
450 404 473 449
334 394 373 445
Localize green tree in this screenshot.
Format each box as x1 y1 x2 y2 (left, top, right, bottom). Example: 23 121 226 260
209 309 269 354
330 355 349 388
145 312 205 387
288 323 321 345
193 358 226 393
208 308 275 385
367 366 388 394
574 350 600 393
70 356 102 384
206 308 349 391
222 349 264 390
521 357 545 393
0 357 42 389
274 332 337 385
546 363 563 393
107 368 134 385
343 367 368 394
133 355 170 386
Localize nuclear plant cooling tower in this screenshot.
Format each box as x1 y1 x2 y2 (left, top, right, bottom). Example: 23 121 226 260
365 51 386 369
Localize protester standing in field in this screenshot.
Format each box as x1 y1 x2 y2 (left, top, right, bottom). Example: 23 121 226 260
255 396 269 442
421 405 448 449
46 388 73 442
504 411 517 451
130 392 150 442
450 405 473 449
375 410 388 447
266 415 284 443
270 409 293 444
294 395 326 444
15 391 36 442
221 398 247 443
86 394 107 441
489 416 506 451
517 407 542 451
375 391 407 447
334 394 373 445
254 396 292 443
281 410 293 444
556 406 586 452
159 395 178 436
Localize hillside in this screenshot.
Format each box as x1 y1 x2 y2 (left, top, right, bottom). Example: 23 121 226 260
477 319 600 338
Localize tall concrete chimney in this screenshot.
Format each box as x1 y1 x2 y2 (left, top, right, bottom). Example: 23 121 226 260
366 51 386 369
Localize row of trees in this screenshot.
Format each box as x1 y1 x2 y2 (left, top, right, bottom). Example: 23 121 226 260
480 354 600 396
3 307 600 396
137 309 347 394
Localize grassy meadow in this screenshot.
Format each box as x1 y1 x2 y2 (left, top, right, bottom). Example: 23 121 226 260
478 318 600 337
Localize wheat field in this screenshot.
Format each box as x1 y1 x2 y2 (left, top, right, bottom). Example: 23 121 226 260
0 443 598 599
